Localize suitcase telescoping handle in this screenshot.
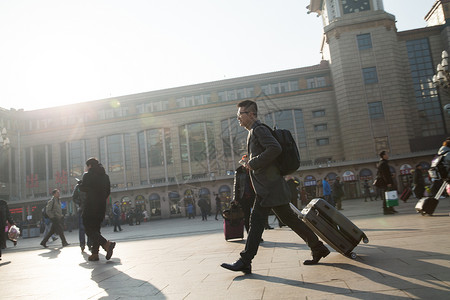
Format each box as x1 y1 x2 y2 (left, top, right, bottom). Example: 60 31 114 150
289 203 304 219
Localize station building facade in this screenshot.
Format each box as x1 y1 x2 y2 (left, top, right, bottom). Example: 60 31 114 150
1 0 450 221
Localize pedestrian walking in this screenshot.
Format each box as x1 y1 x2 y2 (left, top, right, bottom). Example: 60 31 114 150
332 176 345 210
214 194 222 221
413 164 425 199
40 189 70 248
363 180 373 202
375 151 398 215
79 157 116 262
73 180 91 252
221 100 329 274
322 177 335 207
112 201 122 232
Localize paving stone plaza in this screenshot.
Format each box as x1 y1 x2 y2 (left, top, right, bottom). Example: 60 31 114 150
1 197 449 299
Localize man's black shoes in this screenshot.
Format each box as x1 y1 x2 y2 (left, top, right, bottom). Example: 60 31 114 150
221 259 252 274
303 245 330 265
40 241 48 248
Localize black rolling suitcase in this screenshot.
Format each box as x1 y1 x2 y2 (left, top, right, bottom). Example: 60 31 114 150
291 199 369 259
415 181 447 216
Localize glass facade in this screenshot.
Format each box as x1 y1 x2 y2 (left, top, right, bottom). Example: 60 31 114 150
406 38 444 136
138 128 173 169
179 122 216 177
100 134 133 173
264 109 307 148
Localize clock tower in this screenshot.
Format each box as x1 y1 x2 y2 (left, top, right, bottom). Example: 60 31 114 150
308 0 412 159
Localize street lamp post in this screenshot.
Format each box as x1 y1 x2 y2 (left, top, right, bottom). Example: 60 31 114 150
432 50 450 119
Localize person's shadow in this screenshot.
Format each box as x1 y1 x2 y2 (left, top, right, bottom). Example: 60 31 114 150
38 247 62 259
233 244 450 299
79 253 166 299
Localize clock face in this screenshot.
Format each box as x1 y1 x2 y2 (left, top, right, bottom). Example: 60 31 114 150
342 0 371 14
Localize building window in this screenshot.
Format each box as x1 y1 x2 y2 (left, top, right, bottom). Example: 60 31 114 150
316 138 329 146
264 109 307 148
312 110 325 117
362 67 378 84
357 33 372 50
260 80 300 95
406 38 444 136
314 124 327 131
307 76 326 89
368 102 384 119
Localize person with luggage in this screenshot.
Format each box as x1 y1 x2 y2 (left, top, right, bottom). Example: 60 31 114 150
413 164 425 199
221 100 330 274
376 151 398 215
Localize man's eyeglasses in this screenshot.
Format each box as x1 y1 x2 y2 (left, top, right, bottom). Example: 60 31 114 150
237 111 251 117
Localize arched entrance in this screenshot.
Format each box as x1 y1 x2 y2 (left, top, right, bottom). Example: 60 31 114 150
135 195 146 211
303 175 317 198
198 187 211 214
359 168 374 198
149 193 161 217
168 191 181 216
342 171 357 199
399 164 413 191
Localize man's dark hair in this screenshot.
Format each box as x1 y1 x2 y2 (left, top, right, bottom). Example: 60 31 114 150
379 150 386 158
237 100 257 116
86 157 100 167
51 189 59 195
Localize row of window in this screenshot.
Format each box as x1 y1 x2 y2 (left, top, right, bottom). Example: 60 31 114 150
17 109 334 190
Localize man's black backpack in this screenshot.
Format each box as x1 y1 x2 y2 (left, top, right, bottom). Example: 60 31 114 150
260 124 301 176
428 151 449 180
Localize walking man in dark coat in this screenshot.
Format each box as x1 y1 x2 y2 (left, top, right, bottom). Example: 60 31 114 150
221 100 330 274
79 157 116 261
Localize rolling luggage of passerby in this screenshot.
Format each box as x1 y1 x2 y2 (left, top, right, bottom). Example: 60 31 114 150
222 202 245 241
290 199 369 259
415 181 447 216
400 187 412 203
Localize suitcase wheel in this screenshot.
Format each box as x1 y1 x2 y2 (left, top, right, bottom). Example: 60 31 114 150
349 252 357 259
420 211 427 216
362 237 369 244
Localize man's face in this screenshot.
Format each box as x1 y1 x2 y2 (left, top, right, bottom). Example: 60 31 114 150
237 107 253 128
54 190 60 198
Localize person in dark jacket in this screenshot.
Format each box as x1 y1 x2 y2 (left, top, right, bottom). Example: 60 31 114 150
332 176 345 210
0 199 15 260
73 180 91 252
79 157 115 261
376 151 398 215
221 100 329 274
413 164 425 199
112 201 122 232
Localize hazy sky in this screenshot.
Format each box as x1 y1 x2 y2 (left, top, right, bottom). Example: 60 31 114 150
0 0 437 111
